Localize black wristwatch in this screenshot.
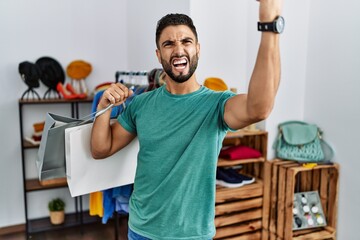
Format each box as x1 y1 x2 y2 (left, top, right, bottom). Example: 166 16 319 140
258 16 285 34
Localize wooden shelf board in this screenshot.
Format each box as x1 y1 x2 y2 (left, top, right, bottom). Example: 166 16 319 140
216 179 263 203
215 197 263 216
225 130 267 138
217 157 265 167
28 211 100 234
23 139 40 149
292 226 336 240
215 208 262 228
26 178 67 191
19 97 93 105
214 219 262 239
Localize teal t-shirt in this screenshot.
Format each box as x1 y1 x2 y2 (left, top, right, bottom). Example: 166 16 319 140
118 85 235 240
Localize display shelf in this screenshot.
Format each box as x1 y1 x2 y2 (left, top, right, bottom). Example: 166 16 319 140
262 159 339 240
19 97 93 105
214 129 268 239
18 98 93 239
25 178 68 192
27 211 99 234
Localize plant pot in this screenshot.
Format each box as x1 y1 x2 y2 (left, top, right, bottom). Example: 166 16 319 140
49 210 65 225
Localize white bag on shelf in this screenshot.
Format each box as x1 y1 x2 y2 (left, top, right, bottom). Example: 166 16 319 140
65 122 138 197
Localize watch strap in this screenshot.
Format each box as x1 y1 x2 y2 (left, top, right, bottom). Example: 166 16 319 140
257 22 275 32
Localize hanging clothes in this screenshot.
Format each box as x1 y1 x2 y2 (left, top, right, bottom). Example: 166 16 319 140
89 191 103 217
102 184 133 224
89 79 148 224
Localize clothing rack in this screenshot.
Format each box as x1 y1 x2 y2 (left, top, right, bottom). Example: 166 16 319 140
115 71 148 86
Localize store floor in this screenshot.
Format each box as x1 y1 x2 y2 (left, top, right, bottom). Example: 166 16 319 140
0 218 128 240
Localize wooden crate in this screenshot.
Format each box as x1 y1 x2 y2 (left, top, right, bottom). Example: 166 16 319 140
214 180 264 239
262 227 336 240
262 159 339 240
221 131 268 180
214 131 268 239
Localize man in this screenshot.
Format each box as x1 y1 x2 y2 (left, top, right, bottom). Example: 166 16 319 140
91 0 283 239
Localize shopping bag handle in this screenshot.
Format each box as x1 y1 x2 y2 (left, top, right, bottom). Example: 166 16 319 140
94 103 114 118
79 102 126 125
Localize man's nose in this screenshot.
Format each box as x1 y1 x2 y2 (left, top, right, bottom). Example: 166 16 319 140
173 42 185 55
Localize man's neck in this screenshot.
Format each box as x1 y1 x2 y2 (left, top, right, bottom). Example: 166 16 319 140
164 75 201 95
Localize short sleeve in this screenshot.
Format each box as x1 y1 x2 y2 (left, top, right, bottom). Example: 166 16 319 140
117 98 137 134
219 90 237 132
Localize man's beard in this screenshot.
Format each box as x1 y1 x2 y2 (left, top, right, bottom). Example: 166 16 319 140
161 54 199 84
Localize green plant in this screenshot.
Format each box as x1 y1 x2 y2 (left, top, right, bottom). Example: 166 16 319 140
48 198 65 211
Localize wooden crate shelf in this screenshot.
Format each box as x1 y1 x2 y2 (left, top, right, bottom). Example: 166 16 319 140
216 198 263 216
218 157 265 167
262 159 339 240
215 208 262 228
214 130 268 239
214 220 262 239
225 231 262 240
216 179 263 203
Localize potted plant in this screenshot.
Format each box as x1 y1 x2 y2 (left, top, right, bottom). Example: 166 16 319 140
48 198 65 225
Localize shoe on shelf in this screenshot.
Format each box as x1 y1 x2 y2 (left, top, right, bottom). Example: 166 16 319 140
236 173 255 185
225 167 255 185
66 83 87 99
216 167 244 188
57 82 78 99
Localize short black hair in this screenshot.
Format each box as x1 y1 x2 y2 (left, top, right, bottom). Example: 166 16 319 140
156 13 198 49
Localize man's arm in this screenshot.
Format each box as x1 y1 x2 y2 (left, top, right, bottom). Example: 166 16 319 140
91 83 136 159
224 0 283 130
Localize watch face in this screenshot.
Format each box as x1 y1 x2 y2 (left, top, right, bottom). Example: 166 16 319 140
276 16 285 33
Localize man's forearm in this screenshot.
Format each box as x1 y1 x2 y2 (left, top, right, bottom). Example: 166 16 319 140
90 110 113 159
247 31 281 119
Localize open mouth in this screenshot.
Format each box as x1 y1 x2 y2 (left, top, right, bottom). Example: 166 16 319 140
172 58 188 70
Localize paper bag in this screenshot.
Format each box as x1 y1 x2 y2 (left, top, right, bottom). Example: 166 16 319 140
37 113 83 181
65 123 138 197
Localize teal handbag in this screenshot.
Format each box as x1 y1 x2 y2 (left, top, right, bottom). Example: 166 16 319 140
274 121 334 162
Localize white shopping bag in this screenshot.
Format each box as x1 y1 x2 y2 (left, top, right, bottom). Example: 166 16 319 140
65 122 138 197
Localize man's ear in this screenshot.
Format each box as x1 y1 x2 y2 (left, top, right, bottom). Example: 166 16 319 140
156 49 161 64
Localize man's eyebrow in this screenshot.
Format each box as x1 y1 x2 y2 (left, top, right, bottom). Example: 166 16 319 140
181 37 194 42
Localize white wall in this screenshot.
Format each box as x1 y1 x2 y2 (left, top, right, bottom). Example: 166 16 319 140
190 0 248 90
304 1 360 239
265 0 311 157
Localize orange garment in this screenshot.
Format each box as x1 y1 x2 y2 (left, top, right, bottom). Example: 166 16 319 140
89 191 103 217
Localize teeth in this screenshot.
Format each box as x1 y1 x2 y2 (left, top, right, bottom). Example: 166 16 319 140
173 59 187 65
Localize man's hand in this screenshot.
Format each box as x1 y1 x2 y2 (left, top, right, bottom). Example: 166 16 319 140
97 83 134 111
91 83 136 159
257 0 283 22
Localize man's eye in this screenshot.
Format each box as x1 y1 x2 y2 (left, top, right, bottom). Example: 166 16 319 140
163 42 173 47
183 39 193 45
